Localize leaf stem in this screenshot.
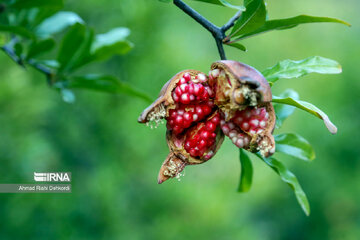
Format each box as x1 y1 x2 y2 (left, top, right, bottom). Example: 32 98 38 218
173 0 242 60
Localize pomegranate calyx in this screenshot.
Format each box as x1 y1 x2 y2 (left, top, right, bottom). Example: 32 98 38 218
158 153 186 184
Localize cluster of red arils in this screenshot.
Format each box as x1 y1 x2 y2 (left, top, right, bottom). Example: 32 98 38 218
138 61 276 183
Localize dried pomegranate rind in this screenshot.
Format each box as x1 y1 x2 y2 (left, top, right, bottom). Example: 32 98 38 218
158 153 187 184
209 61 272 120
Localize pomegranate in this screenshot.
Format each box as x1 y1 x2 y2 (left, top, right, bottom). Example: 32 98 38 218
219 104 275 157
138 61 275 183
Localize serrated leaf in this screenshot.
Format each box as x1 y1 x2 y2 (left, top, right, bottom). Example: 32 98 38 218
10 0 64 9
67 74 152 102
191 0 245 11
273 89 299 128
262 56 342 84
232 15 350 41
0 25 34 39
226 42 247 52
27 38 55 59
272 96 337 134
36 11 84 37
238 149 253 192
90 28 133 62
275 133 315 162
229 0 266 37
255 153 310 216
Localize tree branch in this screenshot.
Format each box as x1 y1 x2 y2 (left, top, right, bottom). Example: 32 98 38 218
1 45 55 86
173 0 220 37
215 38 226 60
173 0 243 60
1 45 24 67
173 0 227 59
222 10 242 32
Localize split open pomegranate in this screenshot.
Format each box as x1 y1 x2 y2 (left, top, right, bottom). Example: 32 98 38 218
138 61 275 183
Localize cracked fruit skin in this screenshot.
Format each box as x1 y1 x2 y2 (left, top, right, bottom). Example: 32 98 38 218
138 61 275 183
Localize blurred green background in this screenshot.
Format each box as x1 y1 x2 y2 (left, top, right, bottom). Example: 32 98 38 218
0 0 359 239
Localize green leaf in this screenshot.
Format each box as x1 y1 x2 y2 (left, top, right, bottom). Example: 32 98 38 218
28 8 61 28
272 96 337 134
10 0 64 9
218 0 246 11
27 38 55 59
225 42 247 52
255 154 310 216
66 74 152 102
273 89 299 128
0 25 34 39
262 56 342 84
14 42 23 56
191 0 246 11
90 28 133 62
233 15 350 41
275 133 315 162
68 28 94 71
229 0 266 37
57 23 87 72
238 149 253 192
60 88 75 103
36 59 60 69
36 11 84 37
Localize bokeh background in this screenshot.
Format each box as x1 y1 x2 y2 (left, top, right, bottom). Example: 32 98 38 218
0 0 359 239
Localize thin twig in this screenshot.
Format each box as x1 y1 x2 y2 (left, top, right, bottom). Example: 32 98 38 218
27 59 55 85
215 38 226 60
222 10 242 32
173 0 221 38
173 0 243 60
173 0 226 59
1 45 55 86
1 45 24 67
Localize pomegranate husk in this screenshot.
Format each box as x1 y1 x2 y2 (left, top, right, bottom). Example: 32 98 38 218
209 60 272 121
158 111 225 183
246 102 276 157
138 70 204 124
158 153 186 184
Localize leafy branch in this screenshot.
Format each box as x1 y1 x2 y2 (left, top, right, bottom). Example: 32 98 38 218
0 0 151 103
1 38 55 85
166 0 350 55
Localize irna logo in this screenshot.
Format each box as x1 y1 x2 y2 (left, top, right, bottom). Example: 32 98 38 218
34 172 71 182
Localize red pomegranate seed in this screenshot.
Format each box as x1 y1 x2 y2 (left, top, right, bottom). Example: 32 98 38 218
183 73 191 82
